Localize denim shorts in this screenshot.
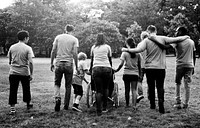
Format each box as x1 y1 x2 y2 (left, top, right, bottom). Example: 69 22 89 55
175 67 193 84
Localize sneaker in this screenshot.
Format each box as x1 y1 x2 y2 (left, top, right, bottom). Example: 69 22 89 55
136 95 144 103
27 104 33 110
9 107 16 115
55 98 61 112
173 103 182 109
72 106 82 112
182 103 188 109
102 109 108 113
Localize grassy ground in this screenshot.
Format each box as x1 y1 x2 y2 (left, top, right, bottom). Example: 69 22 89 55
0 57 200 128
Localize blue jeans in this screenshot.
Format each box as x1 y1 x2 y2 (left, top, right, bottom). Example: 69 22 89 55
175 67 193 105
92 66 112 113
54 61 73 109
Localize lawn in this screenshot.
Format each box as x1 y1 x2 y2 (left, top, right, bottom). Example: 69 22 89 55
0 56 200 128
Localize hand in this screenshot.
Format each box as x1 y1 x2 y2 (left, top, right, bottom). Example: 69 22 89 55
50 64 54 72
122 47 128 52
29 75 33 81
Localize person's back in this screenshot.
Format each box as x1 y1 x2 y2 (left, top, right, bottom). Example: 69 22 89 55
175 39 195 68
91 44 111 68
122 52 140 75
144 37 166 69
9 42 34 76
55 33 78 64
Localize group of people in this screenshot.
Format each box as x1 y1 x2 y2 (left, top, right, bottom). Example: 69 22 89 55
7 24 195 116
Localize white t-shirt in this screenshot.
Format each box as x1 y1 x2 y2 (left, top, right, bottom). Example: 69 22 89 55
8 42 34 76
90 44 112 68
72 60 88 86
52 33 79 65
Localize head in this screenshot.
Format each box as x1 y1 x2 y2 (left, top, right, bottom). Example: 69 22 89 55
65 24 74 33
175 26 188 36
78 52 87 60
146 25 157 34
140 31 149 40
126 38 136 48
17 30 29 43
126 38 136 58
95 33 105 47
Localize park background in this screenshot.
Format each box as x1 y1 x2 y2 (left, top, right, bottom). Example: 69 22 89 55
0 0 200 127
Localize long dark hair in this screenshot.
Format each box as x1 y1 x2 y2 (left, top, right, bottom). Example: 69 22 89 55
95 33 105 47
126 38 136 58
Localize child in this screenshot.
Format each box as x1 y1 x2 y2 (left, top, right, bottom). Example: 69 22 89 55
72 52 90 112
115 38 141 110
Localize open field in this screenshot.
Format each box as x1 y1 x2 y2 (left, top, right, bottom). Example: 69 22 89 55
0 57 200 128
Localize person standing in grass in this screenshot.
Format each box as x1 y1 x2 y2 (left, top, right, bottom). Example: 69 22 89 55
136 31 149 103
50 24 79 112
122 25 189 114
150 26 196 109
115 38 141 110
90 33 113 116
7 30 34 114
72 52 90 112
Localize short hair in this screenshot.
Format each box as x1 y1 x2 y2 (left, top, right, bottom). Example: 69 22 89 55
17 30 29 41
177 26 188 36
65 24 74 32
147 25 157 33
140 31 149 40
78 52 87 60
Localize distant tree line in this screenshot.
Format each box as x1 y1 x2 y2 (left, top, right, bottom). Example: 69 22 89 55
0 0 199 57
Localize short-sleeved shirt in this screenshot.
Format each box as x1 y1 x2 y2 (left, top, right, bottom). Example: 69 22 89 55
90 44 112 68
171 39 195 68
72 60 88 86
120 52 141 75
7 42 34 76
138 38 167 69
52 33 79 65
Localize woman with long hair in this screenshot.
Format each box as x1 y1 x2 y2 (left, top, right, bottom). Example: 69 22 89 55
115 38 141 110
90 33 112 116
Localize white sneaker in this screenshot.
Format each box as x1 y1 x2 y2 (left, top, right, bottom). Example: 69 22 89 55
72 106 82 112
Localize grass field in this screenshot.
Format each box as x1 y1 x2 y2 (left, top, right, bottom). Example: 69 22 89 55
0 56 200 128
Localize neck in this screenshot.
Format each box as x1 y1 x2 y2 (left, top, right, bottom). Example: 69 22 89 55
19 41 25 43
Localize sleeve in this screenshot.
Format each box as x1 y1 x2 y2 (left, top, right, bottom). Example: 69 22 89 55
75 38 79 47
7 46 11 58
28 47 35 60
120 52 126 61
52 36 58 51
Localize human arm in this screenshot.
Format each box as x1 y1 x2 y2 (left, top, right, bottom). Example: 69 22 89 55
138 54 141 78
72 46 79 73
163 35 189 44
7 49 12 65
28 48 34 81
148 36 172 50
108 45 112 67
115 59 124 72
50 38 57 72
122 40 146 53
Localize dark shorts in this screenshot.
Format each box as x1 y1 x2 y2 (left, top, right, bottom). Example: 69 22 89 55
123 74 139 82
72 84 83 96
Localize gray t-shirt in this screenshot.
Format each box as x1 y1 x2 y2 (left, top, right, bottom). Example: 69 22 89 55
8 42 34 76
171 39 195 68
52 33 79 65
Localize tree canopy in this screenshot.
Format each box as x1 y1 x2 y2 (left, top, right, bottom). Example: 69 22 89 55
0 0 199 57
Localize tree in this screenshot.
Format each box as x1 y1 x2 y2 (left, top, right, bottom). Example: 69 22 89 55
75 19 123 57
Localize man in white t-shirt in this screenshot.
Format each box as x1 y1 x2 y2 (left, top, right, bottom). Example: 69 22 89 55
7 30 34 114
50 24 79 112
